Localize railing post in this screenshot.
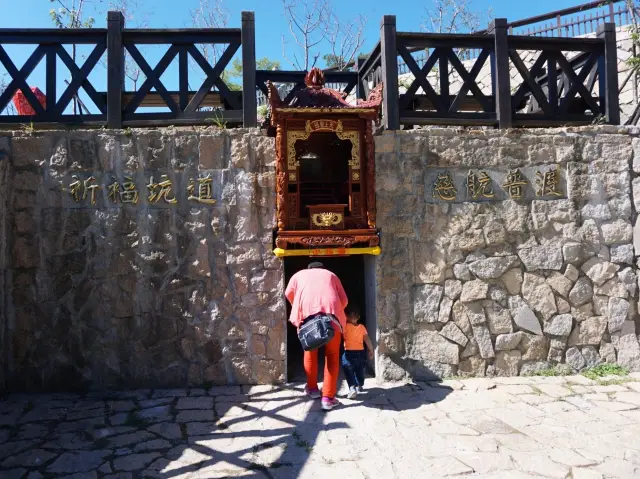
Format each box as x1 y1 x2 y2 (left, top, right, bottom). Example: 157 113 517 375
380 15 399 130
608 2 616 23
489 18 512 129
241 11 257 128
107 11 124 129
598 22 620 125
356 56 365 100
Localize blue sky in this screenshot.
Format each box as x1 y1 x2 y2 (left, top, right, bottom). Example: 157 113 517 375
0 0 597 114
4 0 591 66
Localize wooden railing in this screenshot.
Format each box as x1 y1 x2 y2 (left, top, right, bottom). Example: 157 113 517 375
398 0 632 75
0 11 257 128
371 16 619 129
0 10 622 129
0 28 108 124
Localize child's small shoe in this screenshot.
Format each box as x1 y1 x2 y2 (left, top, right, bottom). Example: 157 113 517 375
321 397 340 410
347 386 358 399
304 386 321 399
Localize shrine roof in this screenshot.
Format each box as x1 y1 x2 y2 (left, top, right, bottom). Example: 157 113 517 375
267 68 382 114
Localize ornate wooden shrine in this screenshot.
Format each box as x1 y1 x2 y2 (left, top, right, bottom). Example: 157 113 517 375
267 68 383 254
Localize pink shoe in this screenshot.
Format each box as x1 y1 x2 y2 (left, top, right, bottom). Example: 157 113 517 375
304 386 321 399
321 397 340 410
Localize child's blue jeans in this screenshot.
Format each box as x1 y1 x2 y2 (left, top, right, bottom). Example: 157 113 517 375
341 350 366 388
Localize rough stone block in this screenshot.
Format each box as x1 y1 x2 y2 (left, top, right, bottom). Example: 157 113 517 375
444 279 462 300
522 273 557 320
544 314 573 337
601 219 633 245
453 263 471 281
472 324 494 359
546 273 573 298
518 244 563 271
438 297 453 323
460 280 489 303
406 330 460 365
495 350 521 376
581 257 620 286
495 332 524 351
439 322 468 347
521 334 550 361
414 245 447 284
413 284 444 323
565 347 586 371
564 264 580 282
468 255 519 280
563 243 589 265
613 321 640 371
508 296 542 335
582 346 602 368
458 357 486 377
600 342 617 363
501 268 523 295
485 302 513 335
569 277 594 307
595 278 629 299
568 317 607 347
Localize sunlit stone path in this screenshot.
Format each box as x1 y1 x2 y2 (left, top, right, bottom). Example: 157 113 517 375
2 374 640 478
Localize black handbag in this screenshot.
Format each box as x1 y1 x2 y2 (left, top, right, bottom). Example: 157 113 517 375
297 314 341 351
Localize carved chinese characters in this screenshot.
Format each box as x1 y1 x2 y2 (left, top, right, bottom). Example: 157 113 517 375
58 172 221 207
426 165 566 203
433 172 457 201
503 169 528 199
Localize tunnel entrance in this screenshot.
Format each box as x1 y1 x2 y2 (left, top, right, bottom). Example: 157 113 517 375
284 256 376 383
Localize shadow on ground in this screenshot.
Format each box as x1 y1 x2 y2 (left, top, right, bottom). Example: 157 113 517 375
0 381 453 478
149 382 453 479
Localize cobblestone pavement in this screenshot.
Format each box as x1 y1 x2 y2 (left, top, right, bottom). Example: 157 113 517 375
2 375 640 478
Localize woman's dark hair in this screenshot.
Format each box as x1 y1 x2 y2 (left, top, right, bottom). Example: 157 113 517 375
308 261 324 269
346 303 361 316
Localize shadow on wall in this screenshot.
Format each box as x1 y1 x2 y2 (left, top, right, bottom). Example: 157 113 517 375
148 383 452 478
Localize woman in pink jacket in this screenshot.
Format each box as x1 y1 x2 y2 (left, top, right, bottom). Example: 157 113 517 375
285 262 348 410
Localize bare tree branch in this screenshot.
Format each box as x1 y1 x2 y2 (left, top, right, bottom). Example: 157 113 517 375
421 0 489 34
281 0 332 70
190 0 230 66
324 12 366 70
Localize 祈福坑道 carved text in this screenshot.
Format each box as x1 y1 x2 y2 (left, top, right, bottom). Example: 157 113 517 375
59 173 219 207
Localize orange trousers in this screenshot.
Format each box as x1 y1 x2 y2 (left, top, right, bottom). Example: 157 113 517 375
303 331 342 399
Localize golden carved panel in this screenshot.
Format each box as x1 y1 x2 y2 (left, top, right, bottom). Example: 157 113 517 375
286 120 360 172
286 121 311 171
312 212 343 228
336 121 360 170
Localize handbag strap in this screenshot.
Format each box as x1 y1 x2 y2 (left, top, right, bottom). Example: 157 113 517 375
330 317 343 334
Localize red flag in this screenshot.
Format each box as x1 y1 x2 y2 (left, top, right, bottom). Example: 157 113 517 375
12 87 47 115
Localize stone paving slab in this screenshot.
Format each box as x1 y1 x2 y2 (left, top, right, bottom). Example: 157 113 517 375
1 376 640 478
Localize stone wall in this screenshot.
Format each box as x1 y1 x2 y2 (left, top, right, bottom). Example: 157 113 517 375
0 136 9 392
375 126 640 381
0 128 285 392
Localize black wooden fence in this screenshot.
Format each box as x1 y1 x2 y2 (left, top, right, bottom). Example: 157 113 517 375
368 16 620 129
0 11 621 129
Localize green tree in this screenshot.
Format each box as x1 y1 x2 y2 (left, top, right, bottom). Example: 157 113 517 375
323 54 344 69
230 57 281 76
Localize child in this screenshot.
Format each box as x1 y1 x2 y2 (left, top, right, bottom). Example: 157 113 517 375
341 304 374 399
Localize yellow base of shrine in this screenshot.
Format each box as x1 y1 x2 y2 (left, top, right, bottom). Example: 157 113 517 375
273 246 381 258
